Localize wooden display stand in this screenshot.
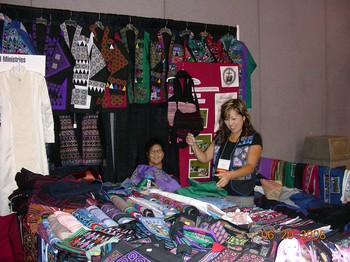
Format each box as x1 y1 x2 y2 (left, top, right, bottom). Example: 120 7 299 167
302 135 350 168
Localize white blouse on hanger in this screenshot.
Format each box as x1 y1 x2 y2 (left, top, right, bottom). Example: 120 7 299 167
0 65 54 215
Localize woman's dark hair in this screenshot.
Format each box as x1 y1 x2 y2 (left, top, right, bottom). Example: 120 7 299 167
145 137 166 156
216 98 256 146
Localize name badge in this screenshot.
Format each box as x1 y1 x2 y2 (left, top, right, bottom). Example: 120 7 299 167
217 158 230 173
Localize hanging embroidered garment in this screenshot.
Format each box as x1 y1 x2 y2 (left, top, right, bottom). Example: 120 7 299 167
0 14 38 54
26 21 75 113
149 29 174 103
205 33 233 64
186 32 215 63
0 66 54 215
167 31 194 98
120 26 151 104
302 164 320 198
220 35 257 108
58 113 103 167
318 166 345 205
60 22 106 112
90 24 131 110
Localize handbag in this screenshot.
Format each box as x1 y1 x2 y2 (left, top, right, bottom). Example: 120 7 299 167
169 70 203 148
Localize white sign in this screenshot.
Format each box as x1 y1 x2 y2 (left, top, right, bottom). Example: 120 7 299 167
0 54 46 75
214 92 238 132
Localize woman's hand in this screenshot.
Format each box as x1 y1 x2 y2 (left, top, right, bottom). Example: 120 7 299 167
186 133 196 146
215 172 233 188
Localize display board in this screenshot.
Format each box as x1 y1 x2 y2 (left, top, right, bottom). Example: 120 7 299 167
176 62 240 186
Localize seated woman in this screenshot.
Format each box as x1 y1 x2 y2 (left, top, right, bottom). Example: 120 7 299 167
130 137 180 192
145 137 166 169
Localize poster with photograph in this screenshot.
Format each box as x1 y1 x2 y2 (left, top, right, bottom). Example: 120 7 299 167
188 159 211 179
200 108 208 128
190 133 212 154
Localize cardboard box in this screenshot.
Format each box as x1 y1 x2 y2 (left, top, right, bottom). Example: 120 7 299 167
302 135 350 168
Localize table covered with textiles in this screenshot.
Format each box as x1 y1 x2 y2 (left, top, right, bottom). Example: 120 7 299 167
9 168 350 262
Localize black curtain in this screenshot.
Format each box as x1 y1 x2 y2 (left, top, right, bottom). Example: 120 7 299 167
109 103 178 183
0 4 236 40
0 4 237 183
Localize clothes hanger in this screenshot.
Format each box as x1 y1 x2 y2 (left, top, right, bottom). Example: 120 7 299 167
224 25 234 40
94 13 104 29
159 20 172 36
35 10 47 25
64 11 77 27
200 24 208 37
180 22 191 36
126 16 136 31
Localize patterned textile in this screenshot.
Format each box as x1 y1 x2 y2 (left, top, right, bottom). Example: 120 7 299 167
100 239 135 262
205 33 233 64
36 218 60 253
0 14 38 54
115 249 152 262
302 164 320 198
208 221 230 244
100 203 128 222
54 211 86 233
48 214 73 241
148 192 199 218
211 248 241 261
26 203 59 233
138 217 171 240
149 30 173 103
54 228 120 261
85 205 118 227
21 216 39 262
30 180 98 210
60 22 106 111
72 208 104 230
81 113 103 165
236 252 266 262
58 115 81 166
220 36 257 107
58 113 103 166
187 32 215 63
124 197 155 217
92 25 131 110
119 27 150 104
26 21 74 113
110 195 143 219
318 166 345 205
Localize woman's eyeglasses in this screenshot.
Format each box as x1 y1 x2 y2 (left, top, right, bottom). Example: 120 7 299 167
149 149 163 154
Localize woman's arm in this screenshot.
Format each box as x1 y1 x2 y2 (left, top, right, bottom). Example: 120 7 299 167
215 144 262 188
186 133 214 164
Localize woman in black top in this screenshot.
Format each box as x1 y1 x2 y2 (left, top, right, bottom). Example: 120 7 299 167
186 98 263 207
